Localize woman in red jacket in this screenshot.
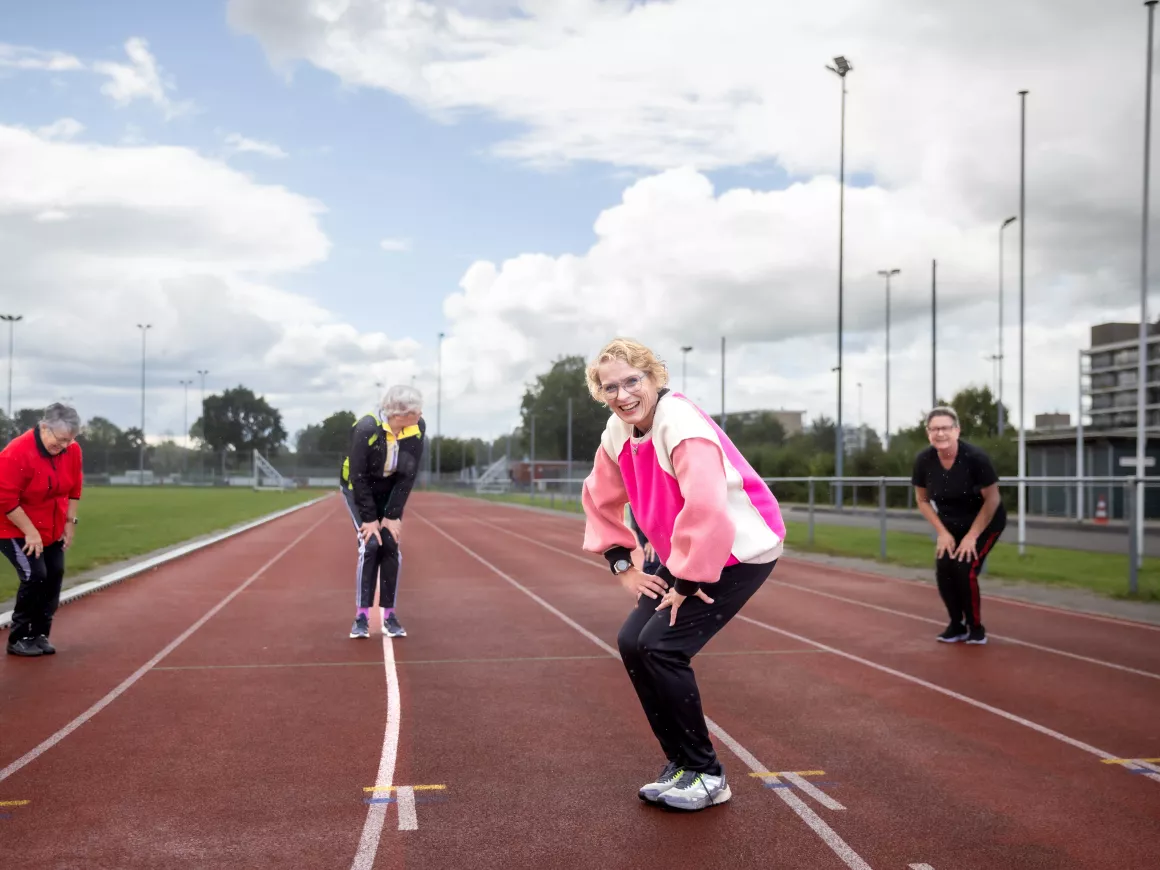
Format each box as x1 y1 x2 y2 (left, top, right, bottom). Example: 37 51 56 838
0 403 84 657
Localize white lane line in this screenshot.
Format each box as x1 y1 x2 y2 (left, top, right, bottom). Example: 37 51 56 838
908 864 936 869
415 512 874 870
351 623 403 869
770 581 1160 681
0 495 333 630
735 614 1160 786
396 786 418 831
781 771 846 810
463 514 1160 788
0 507 336 785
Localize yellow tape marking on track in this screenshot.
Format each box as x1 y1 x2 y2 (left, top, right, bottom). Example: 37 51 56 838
748 770 826 778
0 800 30 807
1100 758 1160 765
363 784 447 793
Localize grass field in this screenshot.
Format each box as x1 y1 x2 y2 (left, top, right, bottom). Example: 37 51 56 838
454 490 1160 601
0 487 326 604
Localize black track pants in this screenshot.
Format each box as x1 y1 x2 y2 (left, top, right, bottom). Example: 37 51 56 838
342 489 401 610
1 538 66 643
616 559 775 774
936 525 1003 629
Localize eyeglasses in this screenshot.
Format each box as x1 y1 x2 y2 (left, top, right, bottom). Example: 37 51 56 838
600 375 646 399
927 425 956 434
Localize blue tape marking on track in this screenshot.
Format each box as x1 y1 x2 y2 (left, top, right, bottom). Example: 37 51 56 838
0 813 12 820
364 795 449 805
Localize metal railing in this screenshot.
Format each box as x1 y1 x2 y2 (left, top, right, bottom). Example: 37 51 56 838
468 473 1155 595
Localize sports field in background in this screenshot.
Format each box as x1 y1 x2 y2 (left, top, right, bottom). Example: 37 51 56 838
462 490 1160 601
0 487 327 603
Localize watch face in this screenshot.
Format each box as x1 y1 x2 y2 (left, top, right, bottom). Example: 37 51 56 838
614 559 631 573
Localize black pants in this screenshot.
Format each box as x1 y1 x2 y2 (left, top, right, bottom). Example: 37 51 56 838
342 489 401 610
936 524 1003 629
617 559 775 774
1 539 66 644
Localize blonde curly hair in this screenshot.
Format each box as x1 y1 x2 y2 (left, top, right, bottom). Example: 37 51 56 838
585 337 669 404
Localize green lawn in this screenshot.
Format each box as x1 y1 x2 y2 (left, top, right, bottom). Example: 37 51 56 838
1 487 326 603
447 489 1160 602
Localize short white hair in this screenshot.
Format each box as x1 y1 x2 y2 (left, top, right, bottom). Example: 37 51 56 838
380 384 423 418
41 403 81 437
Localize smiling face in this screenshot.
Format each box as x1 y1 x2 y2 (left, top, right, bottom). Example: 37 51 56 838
926 412 960 453
597 358 660 431
39 422 75 455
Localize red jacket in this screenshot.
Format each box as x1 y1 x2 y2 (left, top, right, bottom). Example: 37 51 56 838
0 427 84 543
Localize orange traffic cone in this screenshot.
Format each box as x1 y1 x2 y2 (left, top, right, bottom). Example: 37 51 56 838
1094 495 1108 525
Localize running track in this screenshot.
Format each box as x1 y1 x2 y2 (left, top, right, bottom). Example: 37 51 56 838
1 493 1158 869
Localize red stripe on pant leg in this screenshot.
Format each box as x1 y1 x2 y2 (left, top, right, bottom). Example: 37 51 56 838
967 531 1000 625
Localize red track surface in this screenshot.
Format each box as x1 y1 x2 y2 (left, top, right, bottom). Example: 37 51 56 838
2 493 1158 869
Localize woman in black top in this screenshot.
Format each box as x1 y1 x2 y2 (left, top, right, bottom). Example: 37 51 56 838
911 407 1006 645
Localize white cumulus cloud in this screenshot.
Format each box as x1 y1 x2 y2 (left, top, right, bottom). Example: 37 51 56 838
92 37 191 119
379 237 412 252
0 44 84 72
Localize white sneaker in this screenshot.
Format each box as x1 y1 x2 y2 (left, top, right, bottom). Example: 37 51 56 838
639 761 684 803
657 769 731 811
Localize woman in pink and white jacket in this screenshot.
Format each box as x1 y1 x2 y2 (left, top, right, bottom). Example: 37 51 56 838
581 338 785 813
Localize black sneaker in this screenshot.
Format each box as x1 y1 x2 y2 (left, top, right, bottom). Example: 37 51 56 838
32 635 56 655
965 626 987 645
384 613 407 638
7 638 43 657
349 614 370 639
936 623 969 643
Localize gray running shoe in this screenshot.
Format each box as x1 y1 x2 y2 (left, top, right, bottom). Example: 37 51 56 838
657 768 731 812
349 614 370 639
384 613 407 638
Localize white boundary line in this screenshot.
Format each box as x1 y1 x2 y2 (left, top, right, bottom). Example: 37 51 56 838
436 492 1160 632
0 494 334 630
414 512 874 870
458 512 1160 787
769 581 1160 681
351 622 403 869
0 505 337 785
462 514 1160 682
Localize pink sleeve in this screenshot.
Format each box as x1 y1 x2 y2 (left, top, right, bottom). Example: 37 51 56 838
581 447 636 556
665 438 735 584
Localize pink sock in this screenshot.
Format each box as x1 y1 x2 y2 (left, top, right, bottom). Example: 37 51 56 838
357 607 370 619
382 608 394 619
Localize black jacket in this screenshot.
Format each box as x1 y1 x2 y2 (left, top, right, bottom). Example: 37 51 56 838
341 414 426 524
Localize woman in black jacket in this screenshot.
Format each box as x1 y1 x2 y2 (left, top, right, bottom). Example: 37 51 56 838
340 385 426 639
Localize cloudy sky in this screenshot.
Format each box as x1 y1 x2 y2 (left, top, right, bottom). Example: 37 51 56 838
0 0 1154 447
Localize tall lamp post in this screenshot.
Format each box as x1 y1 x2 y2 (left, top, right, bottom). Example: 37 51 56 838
827 54 852 508
436 331 445 481
1018 90 1028 556
179 378 192 477
681 345 693 393
998 216 1017 435
1135 0 1158 573
877 268 899 448
1 313 22 418
137 324 152 485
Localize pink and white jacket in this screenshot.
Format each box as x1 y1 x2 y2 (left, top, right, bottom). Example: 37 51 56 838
582 390 785 594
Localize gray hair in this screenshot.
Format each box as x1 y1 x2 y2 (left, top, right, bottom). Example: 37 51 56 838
41 402 81 437
380 384 423 418
926 406 960 428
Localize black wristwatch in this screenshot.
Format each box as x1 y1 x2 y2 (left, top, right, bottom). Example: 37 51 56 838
69 517 78 525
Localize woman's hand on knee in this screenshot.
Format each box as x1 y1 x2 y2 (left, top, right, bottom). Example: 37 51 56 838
654 587 715 626
620 566 667 599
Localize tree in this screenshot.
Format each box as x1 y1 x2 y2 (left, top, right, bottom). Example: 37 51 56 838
192 386 288 456
82 416 124 449
950 385 1010 440
723 411 787 449
519 355 608 462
